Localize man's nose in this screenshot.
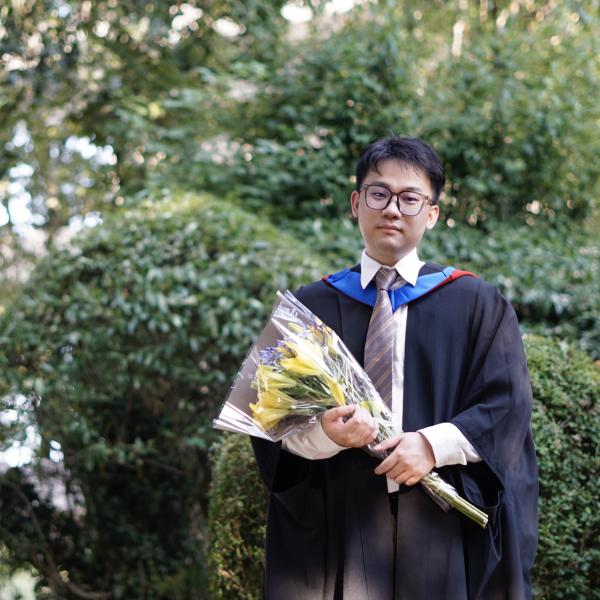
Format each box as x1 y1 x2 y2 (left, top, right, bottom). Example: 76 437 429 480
382 195 402 216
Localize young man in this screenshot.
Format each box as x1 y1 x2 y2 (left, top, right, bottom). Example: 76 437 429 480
252 136 538 600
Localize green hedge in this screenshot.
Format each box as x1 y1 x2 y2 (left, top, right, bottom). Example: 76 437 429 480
527 337 600 598
207 435 266 600
207 336 600 599
0 193 326 599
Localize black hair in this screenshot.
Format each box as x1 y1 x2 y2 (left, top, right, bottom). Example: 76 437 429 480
355 136 445 204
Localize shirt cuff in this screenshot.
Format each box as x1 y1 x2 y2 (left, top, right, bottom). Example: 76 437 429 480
281 416 346 460
418 422 482 468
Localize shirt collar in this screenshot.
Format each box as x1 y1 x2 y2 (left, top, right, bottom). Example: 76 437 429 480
360 248 424 289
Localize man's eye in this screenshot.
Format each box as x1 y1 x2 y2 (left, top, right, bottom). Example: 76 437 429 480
402 195 420 204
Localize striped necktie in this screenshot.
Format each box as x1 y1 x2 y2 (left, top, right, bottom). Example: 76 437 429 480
364 268 401 408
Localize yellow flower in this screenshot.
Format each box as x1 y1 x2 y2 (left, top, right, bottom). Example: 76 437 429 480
327 377 346 406
306 325 325 346
256 365 295 390
249 403 292 430
360 400 378 417
256 389 294 409
280 339 326 377
280 357 320 377
249 383 298 430
324 330 340 356
291 339 325 363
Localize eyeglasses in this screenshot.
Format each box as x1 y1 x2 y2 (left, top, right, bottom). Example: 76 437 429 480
359 184 433 216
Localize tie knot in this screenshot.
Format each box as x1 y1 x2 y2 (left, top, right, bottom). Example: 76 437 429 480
375 267 400 291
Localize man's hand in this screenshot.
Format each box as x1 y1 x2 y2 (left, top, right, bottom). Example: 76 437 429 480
321 405 378 448
373 432 436 486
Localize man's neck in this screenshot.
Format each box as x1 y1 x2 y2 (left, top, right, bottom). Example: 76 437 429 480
360 248 423 288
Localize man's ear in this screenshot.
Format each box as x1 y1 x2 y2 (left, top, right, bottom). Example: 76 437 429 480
350 190 360 218
426 205 440 230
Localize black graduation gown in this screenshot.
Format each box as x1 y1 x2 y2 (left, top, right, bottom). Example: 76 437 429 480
252 262 538 600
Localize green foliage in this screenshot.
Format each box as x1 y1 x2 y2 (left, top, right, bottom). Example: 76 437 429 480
0 0 288 248
191 13 422 220
0 193 326 598
2 0 599 287
207 337 600 600
424 222 600 359
526 336 600 599
1 1 599 595
207 435 266 600
414 2 600 225
194 1 599 225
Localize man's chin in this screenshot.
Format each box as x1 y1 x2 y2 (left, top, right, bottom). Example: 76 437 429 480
368 244 412 265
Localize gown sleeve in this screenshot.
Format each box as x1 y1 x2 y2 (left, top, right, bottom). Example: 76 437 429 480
444 283 538 597
449 285 534 488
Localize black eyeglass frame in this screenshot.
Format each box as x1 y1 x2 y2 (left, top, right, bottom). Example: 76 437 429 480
358 183 434 217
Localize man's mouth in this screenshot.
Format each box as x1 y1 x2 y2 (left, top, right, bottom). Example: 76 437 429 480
378 224 402 232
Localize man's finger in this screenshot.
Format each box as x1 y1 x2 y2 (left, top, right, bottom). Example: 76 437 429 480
387 466 407 481
359 430 377 447
341 418 361 437
346 406 371 426
323 404 354 423
367 428 379 445
403 475 422 486
374 452 402 475
372 434 402 452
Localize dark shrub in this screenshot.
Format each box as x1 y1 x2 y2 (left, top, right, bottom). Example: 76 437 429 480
0 193 326 598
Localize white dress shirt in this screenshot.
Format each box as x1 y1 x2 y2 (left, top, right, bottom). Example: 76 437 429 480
282 249 481 492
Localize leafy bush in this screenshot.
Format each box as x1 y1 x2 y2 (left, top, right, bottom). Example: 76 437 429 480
414 5 600 225
424 223 600 359
526 337 600 599
189 15 421 221
207 337 600 599
207 435 266 600
0 193 326 598
192 2 599 226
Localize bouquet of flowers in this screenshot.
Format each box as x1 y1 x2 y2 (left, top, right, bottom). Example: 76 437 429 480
214 291 488 528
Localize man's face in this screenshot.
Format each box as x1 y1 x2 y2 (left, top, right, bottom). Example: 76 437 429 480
350 159 439 266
